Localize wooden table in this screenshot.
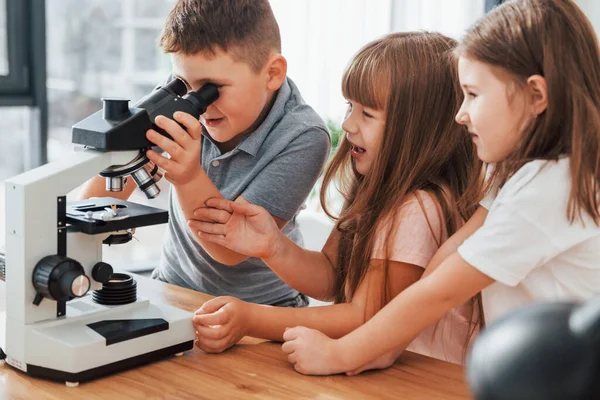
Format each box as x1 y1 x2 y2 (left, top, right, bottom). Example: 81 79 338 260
0 276 472 399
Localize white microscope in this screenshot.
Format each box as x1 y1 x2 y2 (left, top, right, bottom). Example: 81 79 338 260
1 79 219 386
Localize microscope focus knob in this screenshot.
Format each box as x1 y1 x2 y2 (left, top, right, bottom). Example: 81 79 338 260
33 255 90 301
91 262 113 284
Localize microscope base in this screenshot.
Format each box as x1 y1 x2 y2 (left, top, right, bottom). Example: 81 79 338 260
25 340 193 384
4 296 195 384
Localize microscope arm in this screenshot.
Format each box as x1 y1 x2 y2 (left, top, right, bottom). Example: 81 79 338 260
5 148 139 325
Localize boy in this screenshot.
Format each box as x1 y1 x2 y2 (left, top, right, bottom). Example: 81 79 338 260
79 0 330 308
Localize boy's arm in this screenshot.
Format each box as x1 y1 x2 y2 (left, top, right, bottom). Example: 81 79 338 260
174 177 287 265
191 198 338 300
148 113 329 266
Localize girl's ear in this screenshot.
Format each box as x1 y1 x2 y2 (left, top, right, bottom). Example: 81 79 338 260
526 74 548 116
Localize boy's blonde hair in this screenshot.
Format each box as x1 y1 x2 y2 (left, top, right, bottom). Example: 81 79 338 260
159 0 281 72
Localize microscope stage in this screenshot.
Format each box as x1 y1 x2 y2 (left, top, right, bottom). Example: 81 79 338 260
66 197 168 234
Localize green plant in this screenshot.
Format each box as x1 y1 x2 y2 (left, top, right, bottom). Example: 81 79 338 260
306 120 345 208
327 119 344 156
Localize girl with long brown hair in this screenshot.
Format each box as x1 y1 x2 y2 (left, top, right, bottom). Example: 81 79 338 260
189 31 482 364
279 0 600 376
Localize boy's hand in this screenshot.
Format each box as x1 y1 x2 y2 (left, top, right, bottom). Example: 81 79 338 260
192 296 250 353
145 112 203 185
189 198 283 260
281 326 345 375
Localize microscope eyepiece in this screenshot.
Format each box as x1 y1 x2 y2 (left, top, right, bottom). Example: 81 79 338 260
163 77 188 96
134 77 188 111
183 83 220 116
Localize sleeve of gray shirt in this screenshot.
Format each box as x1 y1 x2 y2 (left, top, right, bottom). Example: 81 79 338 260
240 127 330 221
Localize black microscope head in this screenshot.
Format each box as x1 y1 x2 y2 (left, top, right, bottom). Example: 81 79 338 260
71 78 219 151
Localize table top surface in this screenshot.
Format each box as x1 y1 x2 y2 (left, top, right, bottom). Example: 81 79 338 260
0 276 471 400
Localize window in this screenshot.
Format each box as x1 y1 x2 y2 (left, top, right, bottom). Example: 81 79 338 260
1 0 489 267
0 0 47 180
0 0 8 75
45 0 175 271
46 0 172 161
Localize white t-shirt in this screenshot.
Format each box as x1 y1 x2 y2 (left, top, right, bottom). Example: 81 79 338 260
458 158 600 323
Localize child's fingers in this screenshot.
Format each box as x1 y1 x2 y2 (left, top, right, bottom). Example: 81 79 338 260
193 309 230 326
193 306 205 315
195 325 228 341
282 326 305 342
196 337 233 354
197 232 228 246
192 208 231 224
154 115 193 147
286 351 298 365
204 198 236 213
146 130 183 159
230 201 263 216
281 339 296 354
173 111 202 141
188 220 226 236
294 364 310 375
195 297 231 314
146 149 176 172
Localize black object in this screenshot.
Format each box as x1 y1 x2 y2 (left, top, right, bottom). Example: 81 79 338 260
57 195 66 257
0 346 6 360
92 273 137 306
32 255 90 302
32 254 91 317
71 78 219 151
467 298 600 400
102 232 133 246
25 341 193 384
91 262 113 284
66 197 168 235
87 318 168 346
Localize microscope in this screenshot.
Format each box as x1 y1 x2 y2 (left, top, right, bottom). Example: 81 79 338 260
1 78 218 385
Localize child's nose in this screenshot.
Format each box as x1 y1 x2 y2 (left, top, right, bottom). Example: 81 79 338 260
202 103 217 117
342 117 358 135
455 109 469 125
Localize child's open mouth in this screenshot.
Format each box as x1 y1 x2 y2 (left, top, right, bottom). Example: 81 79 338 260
351 146 366 157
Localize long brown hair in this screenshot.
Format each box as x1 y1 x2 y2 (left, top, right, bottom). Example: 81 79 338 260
457 0 600 224
320 32 483 327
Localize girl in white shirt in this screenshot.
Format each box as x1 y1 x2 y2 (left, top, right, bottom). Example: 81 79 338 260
280 0 600 375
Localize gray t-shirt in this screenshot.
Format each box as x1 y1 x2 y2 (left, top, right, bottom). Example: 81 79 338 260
154 77 330 304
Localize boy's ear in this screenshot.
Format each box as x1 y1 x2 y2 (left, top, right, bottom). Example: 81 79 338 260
526 74 548 116
264 54 287 91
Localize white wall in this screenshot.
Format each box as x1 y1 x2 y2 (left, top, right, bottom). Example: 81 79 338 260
271 0 393 123
575 0 600 35
270 0 485 123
